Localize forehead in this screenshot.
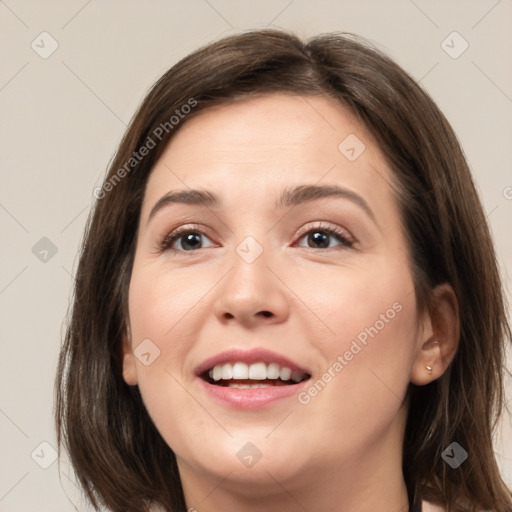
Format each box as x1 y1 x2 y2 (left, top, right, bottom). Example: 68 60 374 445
142 93 396 217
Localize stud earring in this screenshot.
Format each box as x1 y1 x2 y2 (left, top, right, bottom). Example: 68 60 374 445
425 365 433 375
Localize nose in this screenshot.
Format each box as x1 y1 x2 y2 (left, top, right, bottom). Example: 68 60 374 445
213 243 290 327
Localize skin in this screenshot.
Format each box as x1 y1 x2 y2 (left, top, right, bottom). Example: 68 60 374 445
122 93 459 512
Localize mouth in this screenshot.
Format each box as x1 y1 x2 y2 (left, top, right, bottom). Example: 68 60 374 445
194 348 312 407
201 362 311 388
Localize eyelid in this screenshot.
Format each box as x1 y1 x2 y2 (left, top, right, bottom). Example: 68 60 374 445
293 221 355 248
157 221 356 254
157 223 217 253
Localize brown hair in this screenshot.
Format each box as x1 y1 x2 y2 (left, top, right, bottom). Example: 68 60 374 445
55 29 512 512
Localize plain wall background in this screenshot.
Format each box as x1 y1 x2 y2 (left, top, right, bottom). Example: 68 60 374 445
1 1 511 510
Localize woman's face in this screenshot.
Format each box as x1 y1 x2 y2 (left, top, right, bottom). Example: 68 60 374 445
123 93 427 498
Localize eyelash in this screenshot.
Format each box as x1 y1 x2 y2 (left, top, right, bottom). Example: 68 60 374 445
158 222 355 254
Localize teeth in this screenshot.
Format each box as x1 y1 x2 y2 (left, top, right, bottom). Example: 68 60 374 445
291 370 303 383
267 363 280 379
232 362 249 379
248 362 267 380
212 365 222 381
207 362 307 383
279 367 292 381
221 363 233 380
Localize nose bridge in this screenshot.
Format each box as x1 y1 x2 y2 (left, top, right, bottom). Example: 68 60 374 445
213 232 289 325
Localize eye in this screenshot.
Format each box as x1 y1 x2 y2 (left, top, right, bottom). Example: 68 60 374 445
294 223 355 250
158 222 354 254
159 225 216 252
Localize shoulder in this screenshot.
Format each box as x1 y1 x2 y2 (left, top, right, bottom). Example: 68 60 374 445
422 501 445 512
148 504 166 512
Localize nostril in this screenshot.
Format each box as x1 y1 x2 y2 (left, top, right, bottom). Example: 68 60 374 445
221 311 272 320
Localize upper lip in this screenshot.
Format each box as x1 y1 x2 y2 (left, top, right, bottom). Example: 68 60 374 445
194 347 311 377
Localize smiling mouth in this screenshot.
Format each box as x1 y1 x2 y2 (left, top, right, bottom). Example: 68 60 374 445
201 361 311 388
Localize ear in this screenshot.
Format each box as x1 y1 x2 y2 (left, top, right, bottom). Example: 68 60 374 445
121 331 138 386
410 283 460 385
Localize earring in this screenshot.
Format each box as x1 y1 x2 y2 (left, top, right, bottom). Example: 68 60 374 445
425 365 433 375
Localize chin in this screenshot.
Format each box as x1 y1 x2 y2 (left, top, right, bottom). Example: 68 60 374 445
179 434 311 487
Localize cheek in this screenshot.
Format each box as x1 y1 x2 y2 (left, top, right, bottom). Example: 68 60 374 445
126 261 221 453
127 259 218 359
289 254 418 352
292 259 419 437
290 255 419 388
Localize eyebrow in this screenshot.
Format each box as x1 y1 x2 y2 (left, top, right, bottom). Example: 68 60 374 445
147 184 377 225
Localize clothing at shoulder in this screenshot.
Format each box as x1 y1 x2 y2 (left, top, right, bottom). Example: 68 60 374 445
423 501 445 512
150 501 446 511
150 501 445 511
152 502 445 511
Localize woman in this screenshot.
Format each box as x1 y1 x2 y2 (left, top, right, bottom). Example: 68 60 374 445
55 29 512 512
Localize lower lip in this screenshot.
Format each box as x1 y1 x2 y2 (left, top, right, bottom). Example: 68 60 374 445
197 378 308 409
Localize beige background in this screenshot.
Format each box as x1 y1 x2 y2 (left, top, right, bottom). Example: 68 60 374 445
1 1 511 510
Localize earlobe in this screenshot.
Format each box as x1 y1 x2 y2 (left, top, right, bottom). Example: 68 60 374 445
410 283 460 386
121 332 138 386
